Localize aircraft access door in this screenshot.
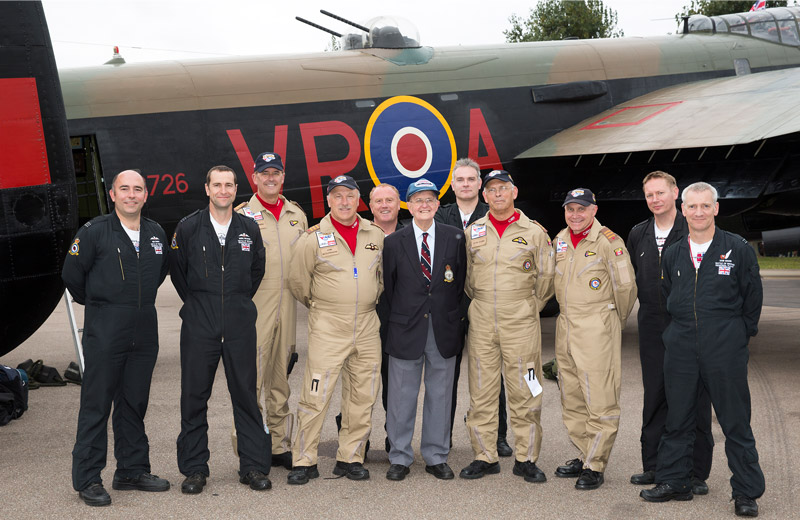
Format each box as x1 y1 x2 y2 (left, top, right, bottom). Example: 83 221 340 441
70 135 107 224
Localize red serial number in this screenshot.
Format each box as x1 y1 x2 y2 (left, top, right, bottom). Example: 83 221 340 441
147 173 189 196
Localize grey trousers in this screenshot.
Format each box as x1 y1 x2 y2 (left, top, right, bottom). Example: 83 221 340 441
387 320 456 466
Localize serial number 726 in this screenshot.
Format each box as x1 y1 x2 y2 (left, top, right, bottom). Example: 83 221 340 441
147 173 189 196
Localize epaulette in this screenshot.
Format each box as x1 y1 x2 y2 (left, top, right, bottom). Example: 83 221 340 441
287 199 306 216
306 224 321 234
531 219 548 234
234 201 248 211
82 221 93 228
600 227 619 241
179 209 200 223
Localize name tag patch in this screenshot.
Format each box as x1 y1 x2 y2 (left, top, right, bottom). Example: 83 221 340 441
238 233 253 252
471 224 487 239
316 232 337 248
150 236 163 255
556 238 568 253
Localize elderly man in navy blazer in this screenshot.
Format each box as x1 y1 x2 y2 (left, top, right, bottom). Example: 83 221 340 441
382 179 467 481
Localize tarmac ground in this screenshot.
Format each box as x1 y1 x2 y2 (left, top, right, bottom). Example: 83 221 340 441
1 276 798 519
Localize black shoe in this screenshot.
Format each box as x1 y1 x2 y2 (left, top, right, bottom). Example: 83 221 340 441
181 473 207 494
575 468 604 490
734 496 758 517
112 472 170 492
239 470 271 490
555 458 583 478
692 477 709 496
459 460 500 480
78 483 111 507
630 470 655 485
513 461 547 483
640 482 693 502
333 461 370 481
287 465 319 485
271 452 292 470
496 437 513 457
425 463 455 480
386 464 410 481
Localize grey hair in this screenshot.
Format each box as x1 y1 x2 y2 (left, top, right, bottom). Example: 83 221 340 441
681 182 718 203
452 157 480 176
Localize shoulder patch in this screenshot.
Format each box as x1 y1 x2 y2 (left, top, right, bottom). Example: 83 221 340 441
600 227 619 242
82 221 92 228
234 201 248 211
306 224 321 234
531 219 548 234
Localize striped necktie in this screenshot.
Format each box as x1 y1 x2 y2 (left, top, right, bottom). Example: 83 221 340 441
420 232 432 286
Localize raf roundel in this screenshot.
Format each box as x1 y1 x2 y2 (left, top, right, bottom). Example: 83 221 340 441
364 95 456 209
589 277 601 290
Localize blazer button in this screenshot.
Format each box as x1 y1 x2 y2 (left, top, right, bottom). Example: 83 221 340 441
424 313 428 318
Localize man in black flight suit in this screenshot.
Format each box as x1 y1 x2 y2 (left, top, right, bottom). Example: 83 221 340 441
640 182 764 518
62 169 170 507
170 165 271 494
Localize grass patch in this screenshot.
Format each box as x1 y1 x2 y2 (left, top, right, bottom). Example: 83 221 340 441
758 256 800 269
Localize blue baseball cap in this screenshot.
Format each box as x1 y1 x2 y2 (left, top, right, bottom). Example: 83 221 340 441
254 152 284 173
406 178 439 199
327 174 359 193
481 169 514 188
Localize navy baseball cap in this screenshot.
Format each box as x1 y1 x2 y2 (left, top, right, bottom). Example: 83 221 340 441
562 188 596 207
327 175 359 193
482 169 514 188
406 178 439 199
254 152 284 173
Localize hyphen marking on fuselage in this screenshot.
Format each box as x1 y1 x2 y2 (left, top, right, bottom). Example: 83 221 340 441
581 101 684 130
1 78 52 189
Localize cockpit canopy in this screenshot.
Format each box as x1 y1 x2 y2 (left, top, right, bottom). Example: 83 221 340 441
341 16 421 50
687 6 800 46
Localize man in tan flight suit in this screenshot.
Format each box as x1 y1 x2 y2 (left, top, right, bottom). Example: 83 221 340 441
552 188 636 491
460 170 554 483
286 174 384 485
232 152 307 470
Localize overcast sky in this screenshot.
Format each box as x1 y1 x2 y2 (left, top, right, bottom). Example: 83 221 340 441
40 0 704 69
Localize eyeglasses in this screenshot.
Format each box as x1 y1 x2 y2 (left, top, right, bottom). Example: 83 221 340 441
409 197 437 206
485 185 512 194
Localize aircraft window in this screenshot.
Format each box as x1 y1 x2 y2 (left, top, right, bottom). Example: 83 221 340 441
440 93 459 102
721 14 749 35
711 16 728 32
342 33 365 50
749 20 780 43
777 19 800 45
734 58 751 76
355 100 376 108
688 15 713 32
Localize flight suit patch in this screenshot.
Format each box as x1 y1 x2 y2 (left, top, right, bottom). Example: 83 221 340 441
316 231 339 257
471 237 487 248
585 251 596 257
614 248 623 256
444 264 454 282
69 238 80 255
171 232 179 250
511 236 528 245
290 220 299 226
471 224 486 239
556 238 568 253
150 236 163 255
364 243 379 251
589 277 601 290
522 260 532 272
238 233 252 252
309 373 322 396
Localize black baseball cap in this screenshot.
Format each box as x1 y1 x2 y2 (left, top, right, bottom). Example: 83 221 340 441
254 152 284 173
327 175 359 193
562 188 597 207
482 169 514 188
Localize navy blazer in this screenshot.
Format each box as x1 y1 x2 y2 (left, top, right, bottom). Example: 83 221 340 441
382 221 467 360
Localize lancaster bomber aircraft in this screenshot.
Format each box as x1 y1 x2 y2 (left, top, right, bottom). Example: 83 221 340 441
3 2 800 353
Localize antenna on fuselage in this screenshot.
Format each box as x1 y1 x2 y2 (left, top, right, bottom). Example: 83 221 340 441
319 10 370 33
295 16 343 38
